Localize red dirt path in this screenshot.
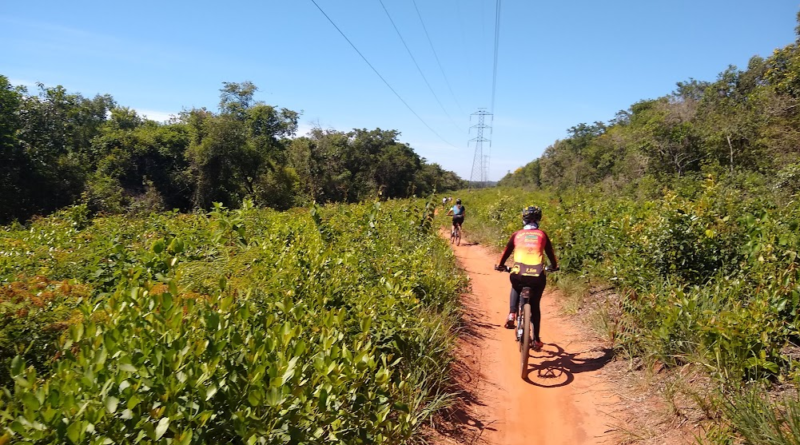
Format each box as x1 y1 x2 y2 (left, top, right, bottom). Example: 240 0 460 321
439 238 621 445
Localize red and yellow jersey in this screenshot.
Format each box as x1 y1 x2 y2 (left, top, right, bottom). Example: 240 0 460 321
498 228 557 277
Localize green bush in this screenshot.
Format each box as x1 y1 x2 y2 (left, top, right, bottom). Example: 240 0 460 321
0 198 466 444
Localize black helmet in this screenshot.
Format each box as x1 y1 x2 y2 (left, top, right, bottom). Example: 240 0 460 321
522 206 542 224
456 198 461 204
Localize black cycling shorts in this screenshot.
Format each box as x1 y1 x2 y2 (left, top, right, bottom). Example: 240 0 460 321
510 273 546 299
452 215 464 225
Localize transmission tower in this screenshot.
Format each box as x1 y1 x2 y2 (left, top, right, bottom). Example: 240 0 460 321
469 109 492 189
483 155 490 185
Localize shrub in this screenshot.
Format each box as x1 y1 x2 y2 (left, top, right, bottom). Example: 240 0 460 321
0 198 466 443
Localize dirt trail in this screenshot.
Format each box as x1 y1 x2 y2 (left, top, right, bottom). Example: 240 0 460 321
441 238 621 445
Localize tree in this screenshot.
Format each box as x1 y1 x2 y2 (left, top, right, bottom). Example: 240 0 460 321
14 83 114 217
632 99 702 177
88 118 191 212
288 127 461 202
0 75 463 220
219 81 258 119
0 76 28 223
186 82 299 209
373 142 421 197
697 64 768 172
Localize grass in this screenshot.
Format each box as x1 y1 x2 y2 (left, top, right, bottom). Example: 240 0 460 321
587 301 618 345
721 387 800 445
554 274 589 315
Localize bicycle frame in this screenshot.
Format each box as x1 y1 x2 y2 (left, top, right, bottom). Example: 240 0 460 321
450 220 462 245
515 287 532 343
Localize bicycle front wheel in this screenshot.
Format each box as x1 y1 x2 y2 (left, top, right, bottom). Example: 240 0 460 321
520 303 531 379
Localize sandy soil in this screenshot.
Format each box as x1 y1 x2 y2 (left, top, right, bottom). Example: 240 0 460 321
436 237 622 445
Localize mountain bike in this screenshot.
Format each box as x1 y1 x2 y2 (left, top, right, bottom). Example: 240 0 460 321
496 265 557 379
450 221 462 246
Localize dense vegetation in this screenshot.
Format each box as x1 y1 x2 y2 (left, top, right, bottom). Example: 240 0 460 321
0 78 464 224
0 198 465 443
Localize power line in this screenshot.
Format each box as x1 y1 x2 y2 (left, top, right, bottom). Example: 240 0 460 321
481 0 502 183
410 0 465 115
309 0 457 148
378 0 463 133
454 0 472 107
490 0 502 114
482 0 487 103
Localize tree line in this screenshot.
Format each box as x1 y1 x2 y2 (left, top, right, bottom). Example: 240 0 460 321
0 78 464 223
499 14 800 195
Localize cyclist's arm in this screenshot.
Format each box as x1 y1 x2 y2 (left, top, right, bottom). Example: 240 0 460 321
544 233 559 269
446 209 453 216
496 232 516 266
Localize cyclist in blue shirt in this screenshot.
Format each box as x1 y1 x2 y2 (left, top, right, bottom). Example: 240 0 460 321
446 198 465 236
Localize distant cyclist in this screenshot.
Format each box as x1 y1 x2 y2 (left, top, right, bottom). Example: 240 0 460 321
446 198 466 236
494 206 559 351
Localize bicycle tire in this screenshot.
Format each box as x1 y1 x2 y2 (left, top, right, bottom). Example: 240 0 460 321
520 303 531 379
456 226 461 246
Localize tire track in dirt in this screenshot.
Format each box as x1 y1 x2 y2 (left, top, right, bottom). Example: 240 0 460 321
437 237 622 445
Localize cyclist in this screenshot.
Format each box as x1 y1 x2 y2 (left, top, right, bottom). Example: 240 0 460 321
494 206 559 351
446 198 466 237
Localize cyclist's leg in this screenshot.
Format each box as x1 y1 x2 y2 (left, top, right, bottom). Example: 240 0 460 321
509 286 520 314
509 273 523 312
506 274 527 328
506 277 520 328
528 276 546 342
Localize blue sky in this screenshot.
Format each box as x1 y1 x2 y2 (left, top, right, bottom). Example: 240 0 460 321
1 1 798 180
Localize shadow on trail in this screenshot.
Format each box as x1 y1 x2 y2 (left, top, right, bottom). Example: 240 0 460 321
437 381 496 436
523 343 614 388
454 283 497 343
457 241 480 246
433 291 499 442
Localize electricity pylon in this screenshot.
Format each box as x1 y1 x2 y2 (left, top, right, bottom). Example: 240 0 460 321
468 109 492 189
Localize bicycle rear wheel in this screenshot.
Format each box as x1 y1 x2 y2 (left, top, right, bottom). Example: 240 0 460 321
456 226 461 246
520 302 531 379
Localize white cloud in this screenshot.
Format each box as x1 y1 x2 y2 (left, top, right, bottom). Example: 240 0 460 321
407 140 464 153
7 78 38 88
134 109 176 123
293 122 316 138
291 119 342 138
